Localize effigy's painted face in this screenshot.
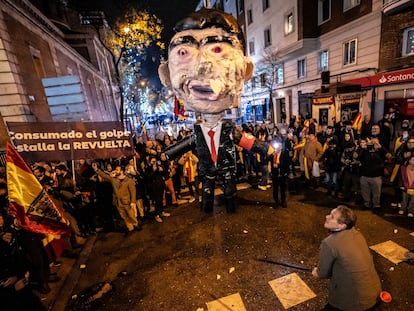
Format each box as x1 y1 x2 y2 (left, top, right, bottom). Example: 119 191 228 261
161 28 252 114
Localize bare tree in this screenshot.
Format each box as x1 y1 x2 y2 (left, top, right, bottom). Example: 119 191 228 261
256 48 282 123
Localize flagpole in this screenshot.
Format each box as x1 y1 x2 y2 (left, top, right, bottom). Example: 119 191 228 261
71 159 76 188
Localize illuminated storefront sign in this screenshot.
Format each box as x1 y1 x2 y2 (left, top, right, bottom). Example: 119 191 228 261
312 96 334 105
344 67 414 87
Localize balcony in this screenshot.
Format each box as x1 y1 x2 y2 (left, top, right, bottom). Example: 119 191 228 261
383 0 414 14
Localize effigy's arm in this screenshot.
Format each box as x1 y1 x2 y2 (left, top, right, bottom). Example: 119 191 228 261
164 135 197 160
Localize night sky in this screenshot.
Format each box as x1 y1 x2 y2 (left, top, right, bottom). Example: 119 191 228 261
68 0 200 88
68 0 200 47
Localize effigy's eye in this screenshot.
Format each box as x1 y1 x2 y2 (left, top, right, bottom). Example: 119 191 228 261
211 46 222 53
177 48 188 56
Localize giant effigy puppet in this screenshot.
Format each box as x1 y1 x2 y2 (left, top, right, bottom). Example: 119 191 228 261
159 8 269 213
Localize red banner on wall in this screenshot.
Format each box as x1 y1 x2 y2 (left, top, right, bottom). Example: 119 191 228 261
6 121 134 162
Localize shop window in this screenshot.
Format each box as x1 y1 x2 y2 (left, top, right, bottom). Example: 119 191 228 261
343 38 357 65
297 58 306 78
402 26 414 57
318 0 330 24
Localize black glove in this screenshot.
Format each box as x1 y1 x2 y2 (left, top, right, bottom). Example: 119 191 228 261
164 134 196 160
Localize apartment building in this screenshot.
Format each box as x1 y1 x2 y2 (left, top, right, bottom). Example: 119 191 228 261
243 0 382 126
0 0 119 147
345 0 414 123
197 0 414 127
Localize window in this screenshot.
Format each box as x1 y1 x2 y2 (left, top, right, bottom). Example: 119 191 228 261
318 50 329 72
249 40 255 56
297 59 306 78
318 0 331 24
264 27 271 48
276 64 284 84
260 73 266 87
285 12 294 35
262 0 269 11
251 77 256 89
343 0 360 11
237 0 244 13
402 26 414 57
247 8 253 24
30 47 45 79
66 66 73 75
343 38 357 65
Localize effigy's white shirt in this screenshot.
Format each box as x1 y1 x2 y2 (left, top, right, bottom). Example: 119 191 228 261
200 121 222 157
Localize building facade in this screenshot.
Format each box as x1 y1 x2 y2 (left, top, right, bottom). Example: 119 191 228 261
197 0 414 127
244 0 382 126
0 0 119 148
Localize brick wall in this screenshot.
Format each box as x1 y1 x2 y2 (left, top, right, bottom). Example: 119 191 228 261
379 9 414 71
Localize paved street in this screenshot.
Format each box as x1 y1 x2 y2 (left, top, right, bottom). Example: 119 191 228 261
45 180 414 311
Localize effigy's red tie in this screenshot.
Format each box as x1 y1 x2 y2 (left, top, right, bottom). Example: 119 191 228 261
208 130 217 163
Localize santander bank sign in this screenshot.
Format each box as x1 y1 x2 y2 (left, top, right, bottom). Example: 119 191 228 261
344 67 414 87
379 70 414 84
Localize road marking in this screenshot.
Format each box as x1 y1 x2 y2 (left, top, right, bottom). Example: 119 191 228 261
268 273 317 309
370 240 414 264
214 183 251 196
206 292 247 311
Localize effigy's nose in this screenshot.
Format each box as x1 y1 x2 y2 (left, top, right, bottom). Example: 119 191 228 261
197 60 213 76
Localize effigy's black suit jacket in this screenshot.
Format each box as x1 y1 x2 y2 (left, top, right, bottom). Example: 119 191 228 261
194 120 237 179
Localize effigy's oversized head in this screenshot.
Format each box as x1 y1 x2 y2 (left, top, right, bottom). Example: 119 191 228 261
159 8 253 114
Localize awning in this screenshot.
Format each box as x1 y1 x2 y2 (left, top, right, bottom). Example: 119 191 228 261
314 83 361 96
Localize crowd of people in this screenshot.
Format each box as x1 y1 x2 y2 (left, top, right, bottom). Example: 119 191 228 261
0 111 413 309
257 113 414 216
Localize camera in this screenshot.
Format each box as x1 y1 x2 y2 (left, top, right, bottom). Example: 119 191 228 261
367 142 374 151
156 161 161 166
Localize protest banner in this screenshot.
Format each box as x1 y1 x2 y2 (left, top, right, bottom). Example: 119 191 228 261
7 121 134 162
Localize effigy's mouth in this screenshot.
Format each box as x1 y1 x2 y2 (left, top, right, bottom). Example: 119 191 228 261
188 81 220 101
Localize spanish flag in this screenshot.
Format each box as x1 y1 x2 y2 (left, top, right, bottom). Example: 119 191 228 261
174 96 188 120
6 142 70 235
352 112 362 132
142 122 149 141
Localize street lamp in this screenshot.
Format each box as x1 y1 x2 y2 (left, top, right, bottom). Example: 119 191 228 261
139 79 146 88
